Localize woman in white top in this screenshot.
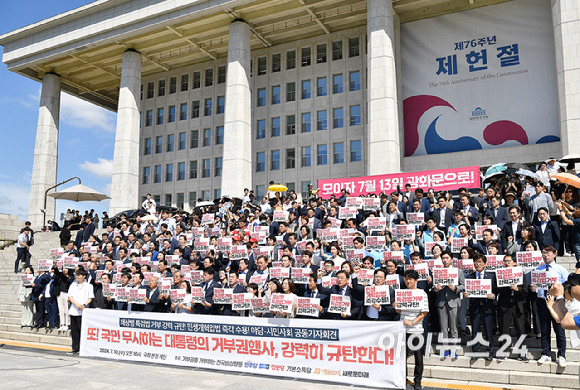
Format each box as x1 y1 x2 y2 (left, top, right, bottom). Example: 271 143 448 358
328 243 346 270
18 266 34 328
171 281 194 313
272 278 298 318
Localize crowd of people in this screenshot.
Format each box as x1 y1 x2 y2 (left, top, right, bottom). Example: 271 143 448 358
15 160 580 390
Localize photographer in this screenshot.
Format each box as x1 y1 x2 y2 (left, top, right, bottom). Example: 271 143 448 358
546 274 580 330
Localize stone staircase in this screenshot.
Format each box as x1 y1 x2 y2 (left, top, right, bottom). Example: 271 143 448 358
0 231 579 388
0 213 27 245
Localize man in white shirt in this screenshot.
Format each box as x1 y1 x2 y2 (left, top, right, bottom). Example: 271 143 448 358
14 228 31 273
142 193 157 215
67 268 94 354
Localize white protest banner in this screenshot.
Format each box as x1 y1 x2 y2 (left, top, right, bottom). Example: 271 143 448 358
64 256 79 270
191 287 204 303
169 289 186 304
96 270 106 283
433 267 459 285
345 197 364 209
366 236 386 251
339 228 356 238
516 251 543 269
50 248 64 258
249 273 268 288
345 249 365 264
367 217 387 232
318 228 339 242
465 279 492 298
296 240 309 252
78 262 89 271
406 213 425 225
451 237 468 253
128 249 140 256
166 255 180 266
395 289 425 309
296 297 321 317
385 275 401 290
252 246 273 260
404 264 429 281
38 259 52 272
395 225 415 241
230 245 248 260
291 268 311 284
201 213 215 225
273 210 289 222
531 271 559 290
475 225 498 241
103 284 116 298
159 278 173 295
364 285 390 306
364 198 381 211
115 287 131 302
135 257 151 266
357 269 375 286
112 273 121 284
216 238 232 252
496 266 523 287
232 293 252 311
453 258 474 272
327 217 342 229
485 255 504 272
328 294 351 315
321 275 337 288
424 258 443 270
250 297 270 314
424 241 446 257
81 310 405 388
339 207 357 220
142 272 153 286
20 274 34 286
341 236 355 250
383 251 405 263
191 227 205 239
194 238 210 252
130 288 146 304
269 293 294 314
269 268 290 279
213 288 234 305
251 231 267 245
190 270 204 285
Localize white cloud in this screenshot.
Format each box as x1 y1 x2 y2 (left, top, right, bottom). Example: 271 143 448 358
79 158 113 178
0 181 30 220
61 92 116 133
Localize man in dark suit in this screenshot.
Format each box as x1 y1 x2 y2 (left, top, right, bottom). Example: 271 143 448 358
534 207 561 251
456 194 480 227
301 275 329 318
465 254 497 360
352 268 399 321
433 196 454 232
222 271 247 316
485 196 509 229
316 270 363 320
196 267 222 315
31 271 51 328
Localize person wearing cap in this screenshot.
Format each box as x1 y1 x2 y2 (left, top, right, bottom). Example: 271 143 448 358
503 192 518 208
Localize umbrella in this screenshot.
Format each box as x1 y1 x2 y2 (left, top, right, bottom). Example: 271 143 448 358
484 163 507 177
268 184 288 192
552 173 580 189
515 169 538 179
483 171 506 184
560 154 580 164
141 214 157 222
48 183 110 202
194 201 215 208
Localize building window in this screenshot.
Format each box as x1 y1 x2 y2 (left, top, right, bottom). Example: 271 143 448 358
155 136 162 154
166 163 173 182
301 112 311 133
169 77 177 94
181 74 189 91
286 82 295 102
215 157 222 177
147 82 154 98
350 105 361 126
333 74 343 94
301 47 311 66
201 190 210 201
191 100 200 118
202 159 210 178
257 88 266 107
256 152 265 172
301 80 311 99
214 189 221 199
157 107 164 125
158 80 165 96
333 142 344 164
204 98 212 116
179 103 187 120
167 134 174 152
349 37 360 57
257 57 267 75
216 126 224 145
144 138 151 155
203 128 211 147
217 65 226 84
178 132 186 150
271 150 280 170
317 43 327 63
189 160 198 179
271 117 280 137
317 77 327 96
317 144 328 165
205 68 213 87
189 192 197 207
177 162 185 181
317 110 327 131
142 166 150 184
332 40 343 60
168 105 175 123
193 71 201 89
165 194 172 207
272 53 281 72
140 84 143 100
271 86 281 105
301 146 311 167
333 107 344 129
301 181 311 200
286 115 295 135
145 110 153 126
256 119 266 139
286 148 295 169
349 71 360 91
190 130 198 149
350 140 362 162
286 182 295 192
256 185 265 198
177 193 184 209
287 50 296 69
154 165 161 183
217 96 225 114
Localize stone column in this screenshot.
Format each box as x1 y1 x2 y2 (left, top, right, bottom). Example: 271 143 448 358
367 0 400 175
28 73 60 229
552 0 580 158
110 49 141 214
221 20 252 198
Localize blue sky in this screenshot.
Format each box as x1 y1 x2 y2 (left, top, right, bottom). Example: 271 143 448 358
0 1 117 224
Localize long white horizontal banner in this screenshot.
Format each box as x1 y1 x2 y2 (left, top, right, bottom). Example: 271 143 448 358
80 309 406 388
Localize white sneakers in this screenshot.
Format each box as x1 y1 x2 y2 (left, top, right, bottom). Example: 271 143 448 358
558 356 567 368
59 326 69 331
537 355 551 364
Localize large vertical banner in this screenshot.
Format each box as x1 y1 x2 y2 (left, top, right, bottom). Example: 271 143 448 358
402 0 559 156
80 309 406 389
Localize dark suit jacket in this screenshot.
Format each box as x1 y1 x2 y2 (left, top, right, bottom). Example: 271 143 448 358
465 271 497 314
496 277 528 313
196 280 222 315
222 284 247 316
432 207 454 231
534 220 561 251
32 273 51 301
351 278 400 321
485 207 509 229
316 283 363 320
501 221 523 251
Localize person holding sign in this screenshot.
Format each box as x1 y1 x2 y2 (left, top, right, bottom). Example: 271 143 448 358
17 266 34 328
171 281 193 313
464 254 497 360
394 270 428 390
316 269 362 320
354 268 398 321
196 267 221 315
